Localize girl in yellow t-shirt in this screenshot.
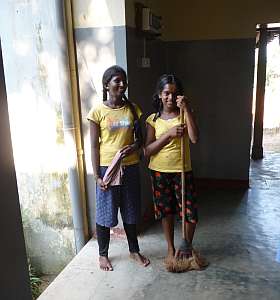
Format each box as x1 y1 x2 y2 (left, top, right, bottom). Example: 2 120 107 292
145 74 199 262
87 65 149 271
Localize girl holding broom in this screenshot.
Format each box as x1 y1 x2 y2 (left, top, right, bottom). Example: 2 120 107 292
145 74 203 271
87 65 150 271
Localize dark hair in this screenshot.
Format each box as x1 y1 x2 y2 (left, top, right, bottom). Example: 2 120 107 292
102 65 143 147
152 74 184 121
102 65 127 101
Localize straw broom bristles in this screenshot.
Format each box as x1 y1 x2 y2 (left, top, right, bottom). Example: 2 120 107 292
165 249 209 273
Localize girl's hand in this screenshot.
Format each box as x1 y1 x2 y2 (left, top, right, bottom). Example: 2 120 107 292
96 177 108 190
176 95 190 111
168 124 186 139
120 145 134 158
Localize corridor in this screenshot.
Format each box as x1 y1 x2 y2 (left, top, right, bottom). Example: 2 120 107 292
39 151 280 300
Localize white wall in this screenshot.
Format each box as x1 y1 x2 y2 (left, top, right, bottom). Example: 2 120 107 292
74 0 126 28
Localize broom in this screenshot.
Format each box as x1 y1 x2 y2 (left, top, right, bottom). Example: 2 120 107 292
165 107 208 273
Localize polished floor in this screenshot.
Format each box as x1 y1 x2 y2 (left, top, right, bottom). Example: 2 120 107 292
39 144 280 300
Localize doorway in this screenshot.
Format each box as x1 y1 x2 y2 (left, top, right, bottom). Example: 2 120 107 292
250 23 280 188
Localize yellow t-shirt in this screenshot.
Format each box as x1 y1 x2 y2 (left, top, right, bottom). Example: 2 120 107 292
146 113 192 172
87 102 142 166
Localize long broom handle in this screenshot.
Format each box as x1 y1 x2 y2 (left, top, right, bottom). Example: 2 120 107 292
180 107 186 240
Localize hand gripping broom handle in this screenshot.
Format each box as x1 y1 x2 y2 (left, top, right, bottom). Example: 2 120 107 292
180 107 186 240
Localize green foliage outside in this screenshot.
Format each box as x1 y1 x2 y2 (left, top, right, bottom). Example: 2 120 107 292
28 261 42 299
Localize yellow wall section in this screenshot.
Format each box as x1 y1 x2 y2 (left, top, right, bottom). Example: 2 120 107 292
73 0 126 28
125 0 280 40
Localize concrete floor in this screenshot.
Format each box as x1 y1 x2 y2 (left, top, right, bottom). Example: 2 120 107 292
38 151 280 300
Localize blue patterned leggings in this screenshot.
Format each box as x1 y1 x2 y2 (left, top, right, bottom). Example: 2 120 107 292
96 164 141 227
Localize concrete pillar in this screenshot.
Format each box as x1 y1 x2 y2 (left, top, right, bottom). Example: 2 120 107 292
0 41 32 299
251 25 267 160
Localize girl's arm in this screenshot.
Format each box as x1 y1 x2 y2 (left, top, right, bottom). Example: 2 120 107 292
184 105 199 144
177 96 199 144
144 123 185 158
89 121 107 190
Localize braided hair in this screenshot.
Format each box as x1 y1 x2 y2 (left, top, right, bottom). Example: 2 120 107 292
102 65 143 147
152 74 184 121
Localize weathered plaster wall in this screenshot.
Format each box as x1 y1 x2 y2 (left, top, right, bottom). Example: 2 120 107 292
0 0 75 274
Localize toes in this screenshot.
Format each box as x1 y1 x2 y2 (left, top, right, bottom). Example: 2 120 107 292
100 264 113 271
143 259 150 267
108 265 113 271
99 257 113 271
135 253 150 267
141 256 150 267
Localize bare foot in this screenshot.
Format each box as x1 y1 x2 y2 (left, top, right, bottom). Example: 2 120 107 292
168 246 175 258
99 256 113 271
164 247 175 264
130 252 150 267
